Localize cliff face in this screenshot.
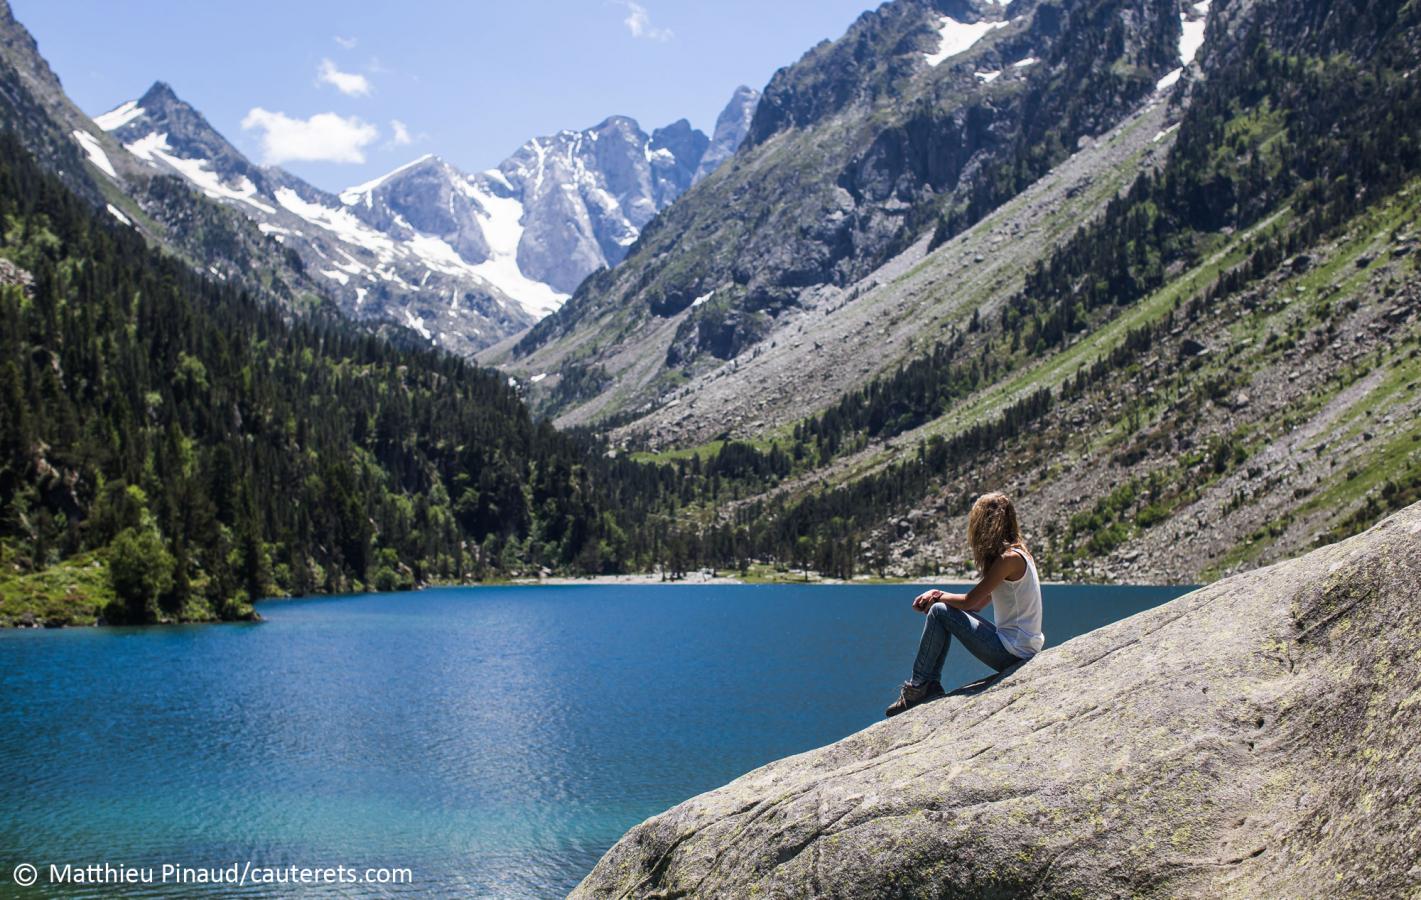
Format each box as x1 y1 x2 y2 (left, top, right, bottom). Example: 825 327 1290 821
512 0 1184 400
572 502 1421 899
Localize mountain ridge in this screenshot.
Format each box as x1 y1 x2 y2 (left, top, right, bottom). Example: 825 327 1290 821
89 81 759 352
505 0 1186 413
491 0 1421 591
0 0 333 314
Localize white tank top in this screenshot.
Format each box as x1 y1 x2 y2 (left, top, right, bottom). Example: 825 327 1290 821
992 548 1045 659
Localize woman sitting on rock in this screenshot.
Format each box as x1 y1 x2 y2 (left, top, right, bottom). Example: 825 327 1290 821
887 492 1044 717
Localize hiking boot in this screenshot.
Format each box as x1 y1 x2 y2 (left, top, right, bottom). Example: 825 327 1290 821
885 679 945 717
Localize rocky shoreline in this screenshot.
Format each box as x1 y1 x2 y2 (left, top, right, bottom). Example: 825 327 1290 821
3 567 1196 629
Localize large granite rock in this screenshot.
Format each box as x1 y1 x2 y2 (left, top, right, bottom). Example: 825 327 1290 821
572 502 1421 898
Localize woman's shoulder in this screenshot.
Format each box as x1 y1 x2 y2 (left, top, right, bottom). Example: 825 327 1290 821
999 547 1029 582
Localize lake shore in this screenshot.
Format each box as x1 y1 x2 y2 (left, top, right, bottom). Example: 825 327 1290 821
2 564 1195 629
500 569 1156 588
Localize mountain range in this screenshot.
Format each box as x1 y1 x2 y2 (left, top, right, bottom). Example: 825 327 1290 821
2 0 1419 622
86 83 758 354
0 0 758 354
502 0 1200 404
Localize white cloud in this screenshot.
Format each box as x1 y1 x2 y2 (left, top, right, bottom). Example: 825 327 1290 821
241 108 379 164
621 1 673 41
333 35 358 49
317 59 371 97
390 119 412 146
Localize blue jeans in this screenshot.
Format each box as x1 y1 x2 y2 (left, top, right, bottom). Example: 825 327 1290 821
912 602 1021 685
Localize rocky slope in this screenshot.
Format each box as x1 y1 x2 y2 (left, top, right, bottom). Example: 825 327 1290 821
539 92 1178 439
572 502 1421 899
831 169 1421 587
490 0 1421 589
750 0 1421 587
505 0 1188 411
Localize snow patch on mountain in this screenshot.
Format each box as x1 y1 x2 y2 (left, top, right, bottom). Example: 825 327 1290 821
93 99 143 131
461 178 568 318
1153 122 1181 142
1180 1 1210 64
71 129 115 178
403 308 432 340
126 131 275 213
925 15 1009 67
482 168 514 191
1157 1 1212 92
274 187 395 261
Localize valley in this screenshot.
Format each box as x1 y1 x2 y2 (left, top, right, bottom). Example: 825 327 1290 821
1 0 1419 626
497 0 1421 588
1 2 1417 896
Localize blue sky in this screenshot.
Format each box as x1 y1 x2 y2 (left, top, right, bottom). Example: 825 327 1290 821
14 0 878 193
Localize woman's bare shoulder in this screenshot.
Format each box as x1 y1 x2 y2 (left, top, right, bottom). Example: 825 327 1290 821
998 549 1029 582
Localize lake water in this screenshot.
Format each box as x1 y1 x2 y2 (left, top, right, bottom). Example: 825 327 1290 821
0 583 1188 897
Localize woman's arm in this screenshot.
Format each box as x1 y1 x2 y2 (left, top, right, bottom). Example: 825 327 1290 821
912 553 1026 613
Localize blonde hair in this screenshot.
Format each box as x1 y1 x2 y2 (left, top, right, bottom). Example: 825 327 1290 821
967 492 1027 574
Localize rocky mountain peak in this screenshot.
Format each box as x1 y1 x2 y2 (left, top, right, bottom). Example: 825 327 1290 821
490 110 716 294
0 0 61 99
650 118 706 155
98 81 265 196
137 80 180 108
744 0 943 149
693 85 761 183
650 118 710 206
0 0 128 201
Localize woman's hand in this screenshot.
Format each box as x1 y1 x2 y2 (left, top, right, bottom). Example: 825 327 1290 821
912 589 945 613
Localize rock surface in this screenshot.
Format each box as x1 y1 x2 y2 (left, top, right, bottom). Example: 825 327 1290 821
571 502 1421 899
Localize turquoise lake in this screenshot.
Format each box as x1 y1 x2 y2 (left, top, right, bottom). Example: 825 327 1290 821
0 583 1189 897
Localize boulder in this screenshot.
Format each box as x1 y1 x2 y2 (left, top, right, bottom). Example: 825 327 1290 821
571 502 1421 899
1180 337 1210 357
